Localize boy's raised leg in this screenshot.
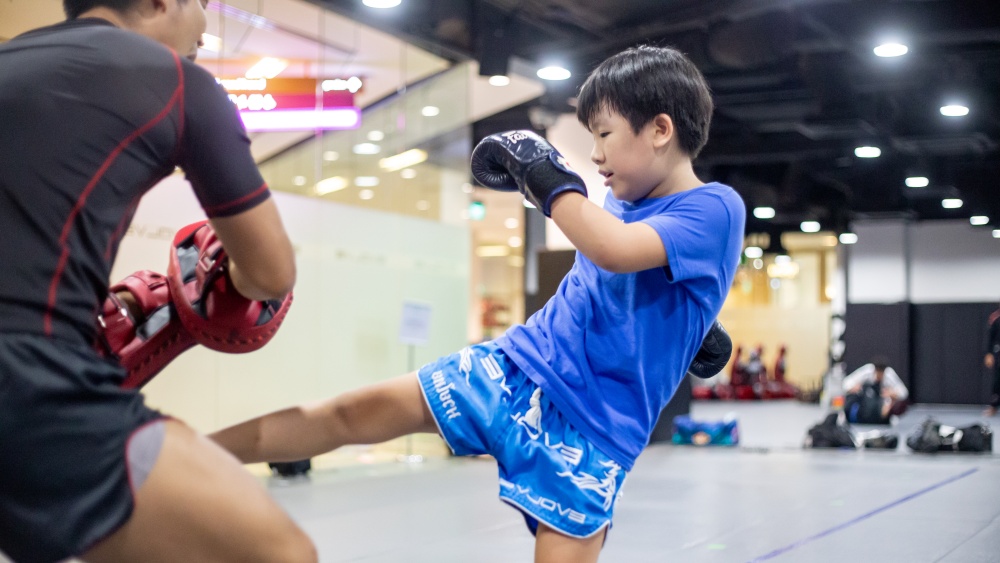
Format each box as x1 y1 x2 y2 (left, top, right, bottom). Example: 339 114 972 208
210 373 438 464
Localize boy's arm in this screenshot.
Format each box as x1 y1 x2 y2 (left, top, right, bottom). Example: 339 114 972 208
549 193 667 273
472 130 666 273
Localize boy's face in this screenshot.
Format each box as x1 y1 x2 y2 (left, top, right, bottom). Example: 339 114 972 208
588 107 666 202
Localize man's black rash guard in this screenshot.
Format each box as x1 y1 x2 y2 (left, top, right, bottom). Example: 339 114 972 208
0 18 271 346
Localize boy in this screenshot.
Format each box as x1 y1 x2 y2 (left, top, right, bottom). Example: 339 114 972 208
0 1 314 561
211 45 745 562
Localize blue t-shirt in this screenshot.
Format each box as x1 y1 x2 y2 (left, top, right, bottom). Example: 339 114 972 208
498 182 746 469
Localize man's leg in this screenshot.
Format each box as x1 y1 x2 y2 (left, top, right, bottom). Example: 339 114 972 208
81 420 316 563
210 373 437 464
534 523 605 563
987 365 1000 416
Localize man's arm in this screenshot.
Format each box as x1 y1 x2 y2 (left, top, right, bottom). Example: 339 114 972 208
842 364 870 393
209 199 295 301
883 367 908 400
177 64 295 301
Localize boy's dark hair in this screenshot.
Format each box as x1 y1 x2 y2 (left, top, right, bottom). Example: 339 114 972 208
64 0 173 19
576 45 714 158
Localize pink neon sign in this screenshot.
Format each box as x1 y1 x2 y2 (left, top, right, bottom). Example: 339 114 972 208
239 108 361 132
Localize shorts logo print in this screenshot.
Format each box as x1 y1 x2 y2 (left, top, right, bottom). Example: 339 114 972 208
430 370 462 420
511 387 544 439
459 347 473 386
500 479 587 524
480 354 512 396
557 460 622 510
544 437 584 467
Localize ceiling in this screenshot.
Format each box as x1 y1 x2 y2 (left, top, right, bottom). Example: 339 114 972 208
310 0 1000 236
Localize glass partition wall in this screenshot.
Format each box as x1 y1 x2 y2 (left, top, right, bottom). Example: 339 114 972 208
197 1 482 469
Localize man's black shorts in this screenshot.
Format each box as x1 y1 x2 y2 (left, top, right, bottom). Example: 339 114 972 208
0 333 163 563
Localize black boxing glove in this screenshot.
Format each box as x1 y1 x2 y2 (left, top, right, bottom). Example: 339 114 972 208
688 320 733 379
471 130 587 216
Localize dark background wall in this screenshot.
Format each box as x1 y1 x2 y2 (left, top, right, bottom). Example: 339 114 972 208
845 302 997 405
910 303 997 404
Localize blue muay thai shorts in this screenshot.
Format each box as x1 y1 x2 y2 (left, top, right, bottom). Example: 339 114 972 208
417 341 627 538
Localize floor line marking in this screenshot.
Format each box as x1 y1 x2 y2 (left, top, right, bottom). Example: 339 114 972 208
747 467 979 562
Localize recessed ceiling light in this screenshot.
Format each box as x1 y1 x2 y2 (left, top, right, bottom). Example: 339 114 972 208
323 151 340 162
537 66 571 80
354 176 379 187
367 130 385 141
379 148 427 172
854 146 881 158
801 221 821 233
744 246 763 259
315 176 348 195
970 216 990 226
508 236 523 248
421 106 440 117
905 176 929 188
940 105 969 117
245 57 287 79
476 245 510 257
352 143 380 155
874 43 908 57
942 198 963 209
993 229 1000 239
753 206 776 219
504 218 519 229
362 0 401 8
292 175 307 186
839 232 859 245
358 189 375 200
400 168 417 179
489 75 510 86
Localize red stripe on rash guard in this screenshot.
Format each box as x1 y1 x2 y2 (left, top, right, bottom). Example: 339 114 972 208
174 52 185 144
202 182 269 216
44 55 184 336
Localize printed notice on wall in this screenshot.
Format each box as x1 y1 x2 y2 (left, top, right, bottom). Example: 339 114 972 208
399 301 433 346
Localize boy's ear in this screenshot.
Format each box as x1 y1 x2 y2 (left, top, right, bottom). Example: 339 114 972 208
651 113 675 149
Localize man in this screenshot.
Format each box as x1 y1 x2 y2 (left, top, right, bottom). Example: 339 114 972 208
983 304 1000 416
843 356 909 421
0 1 315 561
